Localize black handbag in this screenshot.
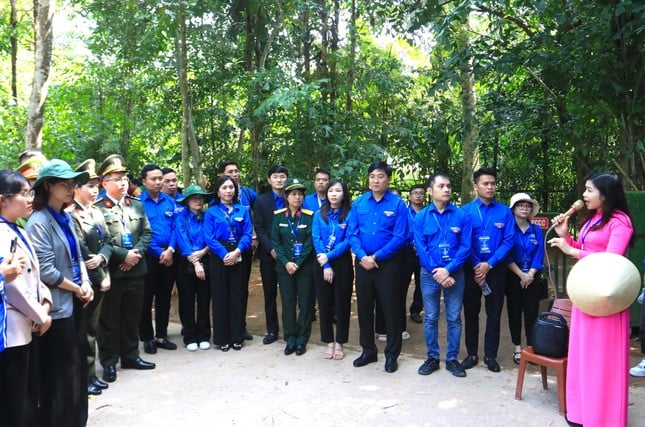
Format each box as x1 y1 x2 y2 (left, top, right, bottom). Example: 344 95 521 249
531 312 569 358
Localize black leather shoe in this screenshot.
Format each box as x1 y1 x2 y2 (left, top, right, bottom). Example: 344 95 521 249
353 353 377 367
295 344 306 356
484 357 501 373
384 357 398 373
243 330 253 341
418 358 440 375
102 365 117 383
445 359 466 377
87 383 102 396
121 357 156 370
232 342 243 351
410 313 423 324
220 344 230 352
263 333 278 345
155 338 177 350
461 355 479 370
284 344 296 355
143 340 157 354
89 376 109 390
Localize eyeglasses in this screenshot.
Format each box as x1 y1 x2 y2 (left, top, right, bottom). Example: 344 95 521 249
515 203 533 209
410 191 425 196
54 181 78 190
3 189 35 200
103 177 129 183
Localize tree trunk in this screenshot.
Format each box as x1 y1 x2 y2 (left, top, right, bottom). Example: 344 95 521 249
175 3 202 187
459 32 479 203
10 0 18 103
346 0 356 111
25 0 55 150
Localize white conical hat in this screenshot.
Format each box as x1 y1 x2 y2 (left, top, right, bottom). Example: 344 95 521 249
567 252 641 317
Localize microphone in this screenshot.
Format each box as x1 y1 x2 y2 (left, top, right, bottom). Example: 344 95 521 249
559 200 584 220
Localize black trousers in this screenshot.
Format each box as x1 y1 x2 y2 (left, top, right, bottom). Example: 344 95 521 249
355 255 402 360
408 252 423 315
0 343 36 427
463 263 507 359
505 270 541 346
39 301 88 427
240 249 253 330
210 256 245 345
176 258 211 345
640 301 645 354
99 276 144 367
140 254 176 341
259 258 279 335
314 252 354 344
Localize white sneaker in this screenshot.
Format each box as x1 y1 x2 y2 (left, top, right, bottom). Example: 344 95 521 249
402 331 411 340
186 343 198 352
377 334 387 342
630 358 645 377
199 341 211 350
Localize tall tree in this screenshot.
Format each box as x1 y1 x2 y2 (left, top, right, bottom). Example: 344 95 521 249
25 0 54 149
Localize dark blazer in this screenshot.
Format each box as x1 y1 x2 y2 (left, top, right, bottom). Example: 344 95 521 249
253 191 281 262
70 201 112 286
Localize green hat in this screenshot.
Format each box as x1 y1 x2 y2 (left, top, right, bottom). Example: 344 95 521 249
32 159 90 189
178 184 213 205
75 159 99 180
97 154 128 177
284 178 306 193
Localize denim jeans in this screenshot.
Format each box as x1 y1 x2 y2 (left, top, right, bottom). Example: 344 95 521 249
421 267 465 360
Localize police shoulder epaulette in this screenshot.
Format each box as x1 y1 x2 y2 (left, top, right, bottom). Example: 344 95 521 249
301 209 314 216
274 207 287 215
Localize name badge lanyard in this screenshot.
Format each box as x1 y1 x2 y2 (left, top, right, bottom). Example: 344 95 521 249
119 209 134 249
432 211 452 262
477 204 494 254
219 205 239 243
579 217 602 251
326 209 340 251
517 225 535 272
287 211 301 240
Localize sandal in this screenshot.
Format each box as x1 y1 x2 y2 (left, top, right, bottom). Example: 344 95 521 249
323 343 334 359
333 343 344 361
513 351 521 365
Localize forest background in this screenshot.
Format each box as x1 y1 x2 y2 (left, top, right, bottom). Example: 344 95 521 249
1 0 643 209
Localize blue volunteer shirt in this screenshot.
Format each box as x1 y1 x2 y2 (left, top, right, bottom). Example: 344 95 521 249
174 209 207 257
413 202 472 273
507 223 544 272
0 266 6 352
312 208 352 269
203 203 253 259
303 193 326 212
239 185 257 211
140 190 177 257
461 198 515 268
347 190 409 261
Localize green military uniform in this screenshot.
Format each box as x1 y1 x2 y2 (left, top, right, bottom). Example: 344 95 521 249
271 206 315 347
70 159 113 380
95 155 152 368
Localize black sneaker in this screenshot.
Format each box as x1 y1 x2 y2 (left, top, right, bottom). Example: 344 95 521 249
418 358 440 375
445 359 466 377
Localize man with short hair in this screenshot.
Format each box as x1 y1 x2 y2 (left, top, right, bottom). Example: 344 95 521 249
303 168 330 211
95 155 155 382
414 173 471 377
348 161 408 373
253 165 289 344
139 164 178 354
407 184 426 323
160 167 180 200
218 161 257 211
460 167 514 373
219 160 257 341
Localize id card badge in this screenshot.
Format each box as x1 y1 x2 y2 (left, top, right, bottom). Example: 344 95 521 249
478 235 491 254
438 242 451 262
122 232 134 249
520 257 530 272
293 243 303 258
